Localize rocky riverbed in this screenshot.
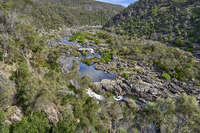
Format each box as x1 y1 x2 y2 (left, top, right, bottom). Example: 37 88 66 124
60 36 116 82
58 28 200 105
0 25 198 133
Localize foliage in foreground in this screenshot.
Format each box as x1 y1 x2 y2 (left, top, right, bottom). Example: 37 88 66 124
0 94 199 133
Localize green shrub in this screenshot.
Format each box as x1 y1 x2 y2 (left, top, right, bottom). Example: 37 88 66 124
194 81 200 86
106 39 112 44
80 58 94 66
0 111 9 133
186 48 193 52
47 51 61 72
136 94 200 133
77 36 85 44
122 72 129 79
97 32 111 40
0 46 4 61
100 52 112 63
161 73 171 81
12 112 50 133
53 117 77 133
94 39 100 44
69 33 81 42
13 60 31 109
133 67 144 74
120 66 125 71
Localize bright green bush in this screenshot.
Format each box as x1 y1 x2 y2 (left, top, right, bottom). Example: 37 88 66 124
69 33 81 42
100 52 112 63
122 72 129 79
94 39 100 44
77 37 85 44
161 73 171 81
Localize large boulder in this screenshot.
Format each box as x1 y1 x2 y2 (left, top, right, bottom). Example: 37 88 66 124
44 105 59 124
5 106 23 124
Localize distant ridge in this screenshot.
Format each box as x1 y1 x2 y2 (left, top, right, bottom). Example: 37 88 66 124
28 0 124 29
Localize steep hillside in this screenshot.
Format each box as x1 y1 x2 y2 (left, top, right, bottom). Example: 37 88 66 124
26 0 124 29
105 0 200 53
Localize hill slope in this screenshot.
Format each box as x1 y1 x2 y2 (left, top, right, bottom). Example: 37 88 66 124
27 0 124 29
105 0 200 52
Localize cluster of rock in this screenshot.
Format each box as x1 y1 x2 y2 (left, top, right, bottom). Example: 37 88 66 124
95 57 200 103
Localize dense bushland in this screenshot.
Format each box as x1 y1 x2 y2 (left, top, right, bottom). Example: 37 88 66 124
25 0 123 29
105 0 200 51
0 94 200 132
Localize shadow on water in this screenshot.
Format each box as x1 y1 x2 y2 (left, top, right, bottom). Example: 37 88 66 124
78 61 115 82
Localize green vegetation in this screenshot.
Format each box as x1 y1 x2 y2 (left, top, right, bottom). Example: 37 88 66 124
107 36 200 82
0 1 106 131
122 72 129 79
195 81 200 86
0 0 200 132
29 0 123 29
0 94 199 132
69 32 100 45
12 112 50 133
133 67 144 74
1 93 200 133
52 111 77 133
100 52 112 63
136 94 200 133
162 73 171 81
105 0 200 51
80 57 95 66
0 111 9 133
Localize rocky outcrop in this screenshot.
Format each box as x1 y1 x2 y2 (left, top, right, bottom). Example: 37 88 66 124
86 88 105 101
5 106 23 125
44 105 59 124
95 57 200 103
78 48 95 54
